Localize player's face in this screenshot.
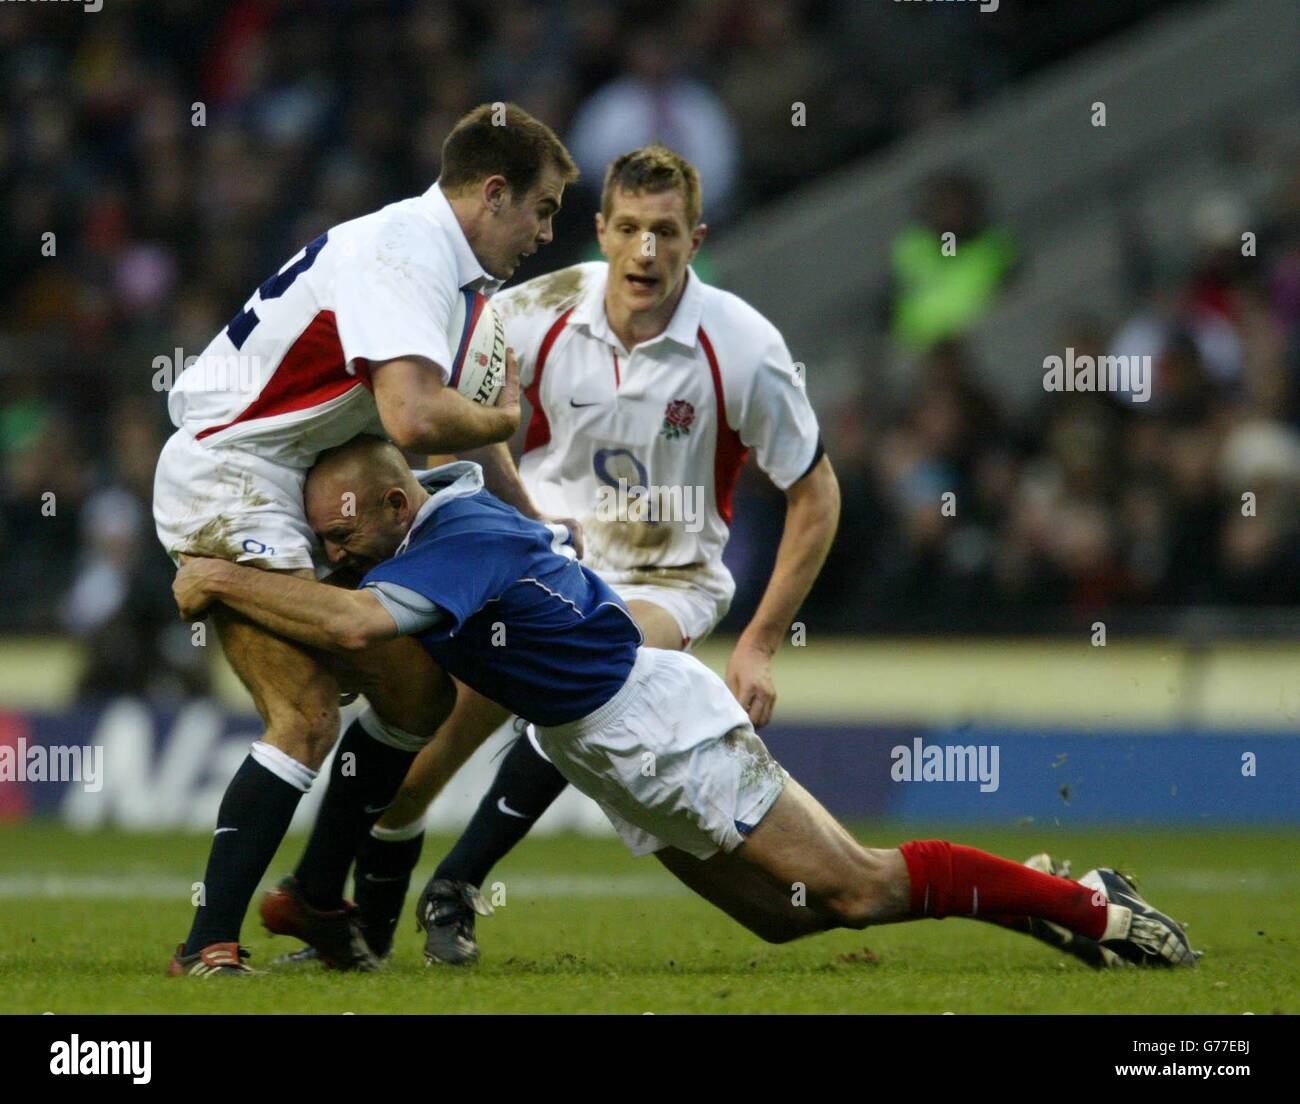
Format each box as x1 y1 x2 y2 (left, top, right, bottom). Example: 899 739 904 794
596 187 706 315
309 489 411 574
483 162 566 279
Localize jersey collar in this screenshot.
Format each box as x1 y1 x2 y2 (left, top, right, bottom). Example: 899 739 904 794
421 183 504 296
396 461 486 554
574 263 703 353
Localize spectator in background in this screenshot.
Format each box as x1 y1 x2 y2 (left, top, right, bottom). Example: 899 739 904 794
567 17 740 222
888 171 1017 353
59 398 209 700
716 0 839 203
0 401 89 631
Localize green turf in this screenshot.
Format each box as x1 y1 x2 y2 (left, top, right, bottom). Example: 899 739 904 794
0 822 1295 1014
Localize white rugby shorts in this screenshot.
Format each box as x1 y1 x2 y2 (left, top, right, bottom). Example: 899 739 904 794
601 564 733 648
535 648 788 860
153 429 321 573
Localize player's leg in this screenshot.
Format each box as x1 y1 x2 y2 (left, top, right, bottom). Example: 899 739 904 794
538 648 1196 966
355 681 510 957
716 779 1196 964
662 805 1158 967
262 635 455 935
156 434 380 973
653 843 829 943
657 774 1144 953
172 596 339 972
623 598 688 650
272 672 512 966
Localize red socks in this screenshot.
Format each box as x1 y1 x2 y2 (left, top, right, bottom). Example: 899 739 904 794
899 839 1107 941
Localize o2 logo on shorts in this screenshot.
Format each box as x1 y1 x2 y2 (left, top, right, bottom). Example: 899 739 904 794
242 538 276 556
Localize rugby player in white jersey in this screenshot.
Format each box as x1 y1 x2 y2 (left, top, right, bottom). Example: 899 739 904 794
156 104 578 976
273 145 843 967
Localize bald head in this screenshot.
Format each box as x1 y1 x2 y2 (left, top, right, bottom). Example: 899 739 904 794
305 435 428 573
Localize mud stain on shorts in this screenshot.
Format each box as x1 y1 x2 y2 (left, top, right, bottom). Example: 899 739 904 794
179 471 279 566
721 726 784 791
181 515 244 561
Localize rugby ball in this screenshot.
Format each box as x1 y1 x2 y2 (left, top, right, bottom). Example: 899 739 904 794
448 289 506 406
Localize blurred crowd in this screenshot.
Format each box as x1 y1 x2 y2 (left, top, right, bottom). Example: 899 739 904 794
6 0 1283 699
787 163 1300 633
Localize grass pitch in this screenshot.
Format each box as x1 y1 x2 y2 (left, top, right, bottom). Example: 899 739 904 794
1 822 1296 1014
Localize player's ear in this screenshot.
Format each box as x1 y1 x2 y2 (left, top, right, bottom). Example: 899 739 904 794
594 211 608 255
688 222 707 261
383 487 409 519
483 174 509 213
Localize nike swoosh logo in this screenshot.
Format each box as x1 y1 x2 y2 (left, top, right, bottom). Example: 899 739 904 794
364 803 390 814
363 873 406 883
213 827 237 836
497 796 529 819
569 399 601 408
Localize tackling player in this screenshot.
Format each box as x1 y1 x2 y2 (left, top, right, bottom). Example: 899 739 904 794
155 104 577 976
276 144 841 965
173 437 1199 972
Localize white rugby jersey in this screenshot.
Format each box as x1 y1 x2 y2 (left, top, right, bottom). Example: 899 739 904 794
497 261 821 579
167 184 499 470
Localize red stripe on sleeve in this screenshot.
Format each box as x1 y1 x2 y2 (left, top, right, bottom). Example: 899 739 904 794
522 307 573 454
699 326 749 527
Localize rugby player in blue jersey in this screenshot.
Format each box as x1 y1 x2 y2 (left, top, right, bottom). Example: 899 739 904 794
172 435 1197 972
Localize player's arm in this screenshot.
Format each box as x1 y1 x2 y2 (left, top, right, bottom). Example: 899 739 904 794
728 455 840 727
370 346 520 453
457 441 536 515
173 558 401 653
723 323 840 727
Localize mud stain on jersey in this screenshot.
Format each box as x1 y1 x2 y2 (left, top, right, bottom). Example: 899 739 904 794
502 266 587 318
595 561 714 590
583 514 675 557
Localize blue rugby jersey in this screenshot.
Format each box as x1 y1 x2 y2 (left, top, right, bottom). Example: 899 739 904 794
360 463 643 726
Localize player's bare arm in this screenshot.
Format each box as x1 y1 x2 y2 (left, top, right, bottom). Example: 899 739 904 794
726 454 841 728
174 558 400 653
370 348 520 453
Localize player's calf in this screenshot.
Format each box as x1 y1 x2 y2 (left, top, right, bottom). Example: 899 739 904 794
733 779 911 932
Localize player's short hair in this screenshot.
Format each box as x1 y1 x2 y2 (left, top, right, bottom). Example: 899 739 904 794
439 103 578 200
601 145 702 228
